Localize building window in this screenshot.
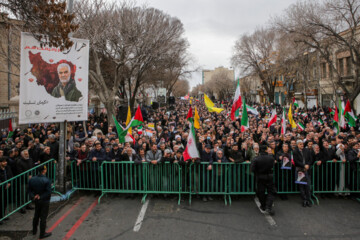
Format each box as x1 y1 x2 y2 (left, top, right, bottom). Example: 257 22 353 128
313 64 317 80
321 63 327 78
338 58 344 76
346 57 352 76
329 64 333 78
322 94 332 107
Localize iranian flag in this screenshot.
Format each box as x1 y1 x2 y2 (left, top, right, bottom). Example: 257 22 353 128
183 120 200 161
246 104 259 115
339 100 346 129
231 79 242 121
241 98 249 132
329 107 335 115
281 107 286 134
333 106 340 135
137 125 143 135
291 151 295 166
297 122 305 131
318 118 324 125
6 119 14 142
268 109 277 128
293 97 299 108
344 100 357 127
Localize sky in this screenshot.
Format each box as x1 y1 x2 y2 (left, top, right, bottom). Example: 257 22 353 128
136 0 299 90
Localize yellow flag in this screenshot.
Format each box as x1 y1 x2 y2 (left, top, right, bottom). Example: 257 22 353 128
126 105 132 135
194 106 200 129
204 94 224 113
288 104 297 129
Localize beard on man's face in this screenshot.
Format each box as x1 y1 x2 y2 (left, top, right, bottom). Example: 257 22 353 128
60 75 70 84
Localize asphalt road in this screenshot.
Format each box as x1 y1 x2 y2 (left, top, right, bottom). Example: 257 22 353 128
4 193 360 240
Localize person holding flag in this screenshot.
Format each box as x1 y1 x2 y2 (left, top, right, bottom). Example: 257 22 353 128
231 79 242 121
292 140 313 207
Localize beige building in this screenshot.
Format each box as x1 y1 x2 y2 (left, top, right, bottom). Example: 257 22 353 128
239 74 264 103
0 14 21 110
202 66 234 84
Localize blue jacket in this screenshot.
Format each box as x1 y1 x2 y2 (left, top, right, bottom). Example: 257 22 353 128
28 174 51 203
88 148 107 163
201 150 213 164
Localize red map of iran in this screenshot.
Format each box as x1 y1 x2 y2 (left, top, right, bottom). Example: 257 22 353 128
28 51 83 102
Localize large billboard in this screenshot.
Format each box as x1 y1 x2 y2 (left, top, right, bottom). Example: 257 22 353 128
19 32 89 124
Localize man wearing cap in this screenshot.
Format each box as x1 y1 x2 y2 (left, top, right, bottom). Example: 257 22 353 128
28 165 52 239
251 145 276 215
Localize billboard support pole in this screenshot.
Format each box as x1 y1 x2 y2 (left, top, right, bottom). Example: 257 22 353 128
57 0 75 193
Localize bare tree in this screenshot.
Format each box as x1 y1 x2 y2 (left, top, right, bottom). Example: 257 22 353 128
231 27 278 103
206 69 235 100
1 0 78 49
74 0 189 124
172 79 189 97
274 0 360 106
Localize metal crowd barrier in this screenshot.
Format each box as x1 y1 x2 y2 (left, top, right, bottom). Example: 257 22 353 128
312 161 360 204
68 161 360 205
189 162 229 204
0 159 58 222
71 160 103 191
99 161 146 203
227 162 255 204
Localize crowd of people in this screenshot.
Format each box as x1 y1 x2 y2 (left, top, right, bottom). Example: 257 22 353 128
1 99 360 220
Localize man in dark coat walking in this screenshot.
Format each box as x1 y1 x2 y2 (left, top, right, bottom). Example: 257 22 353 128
251 145 276 215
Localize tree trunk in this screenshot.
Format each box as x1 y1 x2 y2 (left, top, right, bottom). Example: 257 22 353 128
104 100 116 126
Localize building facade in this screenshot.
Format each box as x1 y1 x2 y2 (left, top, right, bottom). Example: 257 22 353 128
202 66 235 85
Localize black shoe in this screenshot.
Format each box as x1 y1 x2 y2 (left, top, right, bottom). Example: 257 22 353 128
259 206 266 214
265 209 275 216
306 201 312 207
302 201 307 207
20 208 26 214
39 232 52 239
26 205 34 210
279 195 286 200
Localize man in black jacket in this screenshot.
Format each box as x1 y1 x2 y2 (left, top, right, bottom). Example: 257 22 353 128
346 142 360 198
0 157 13 224
293 140 313 207
28 165 52 239
251 145 276 215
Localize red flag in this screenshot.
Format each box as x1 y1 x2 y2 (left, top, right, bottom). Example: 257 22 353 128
8 119 13 132
344 100 352 116
334 106 339 122
134 105 144 122
186 107 193 120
